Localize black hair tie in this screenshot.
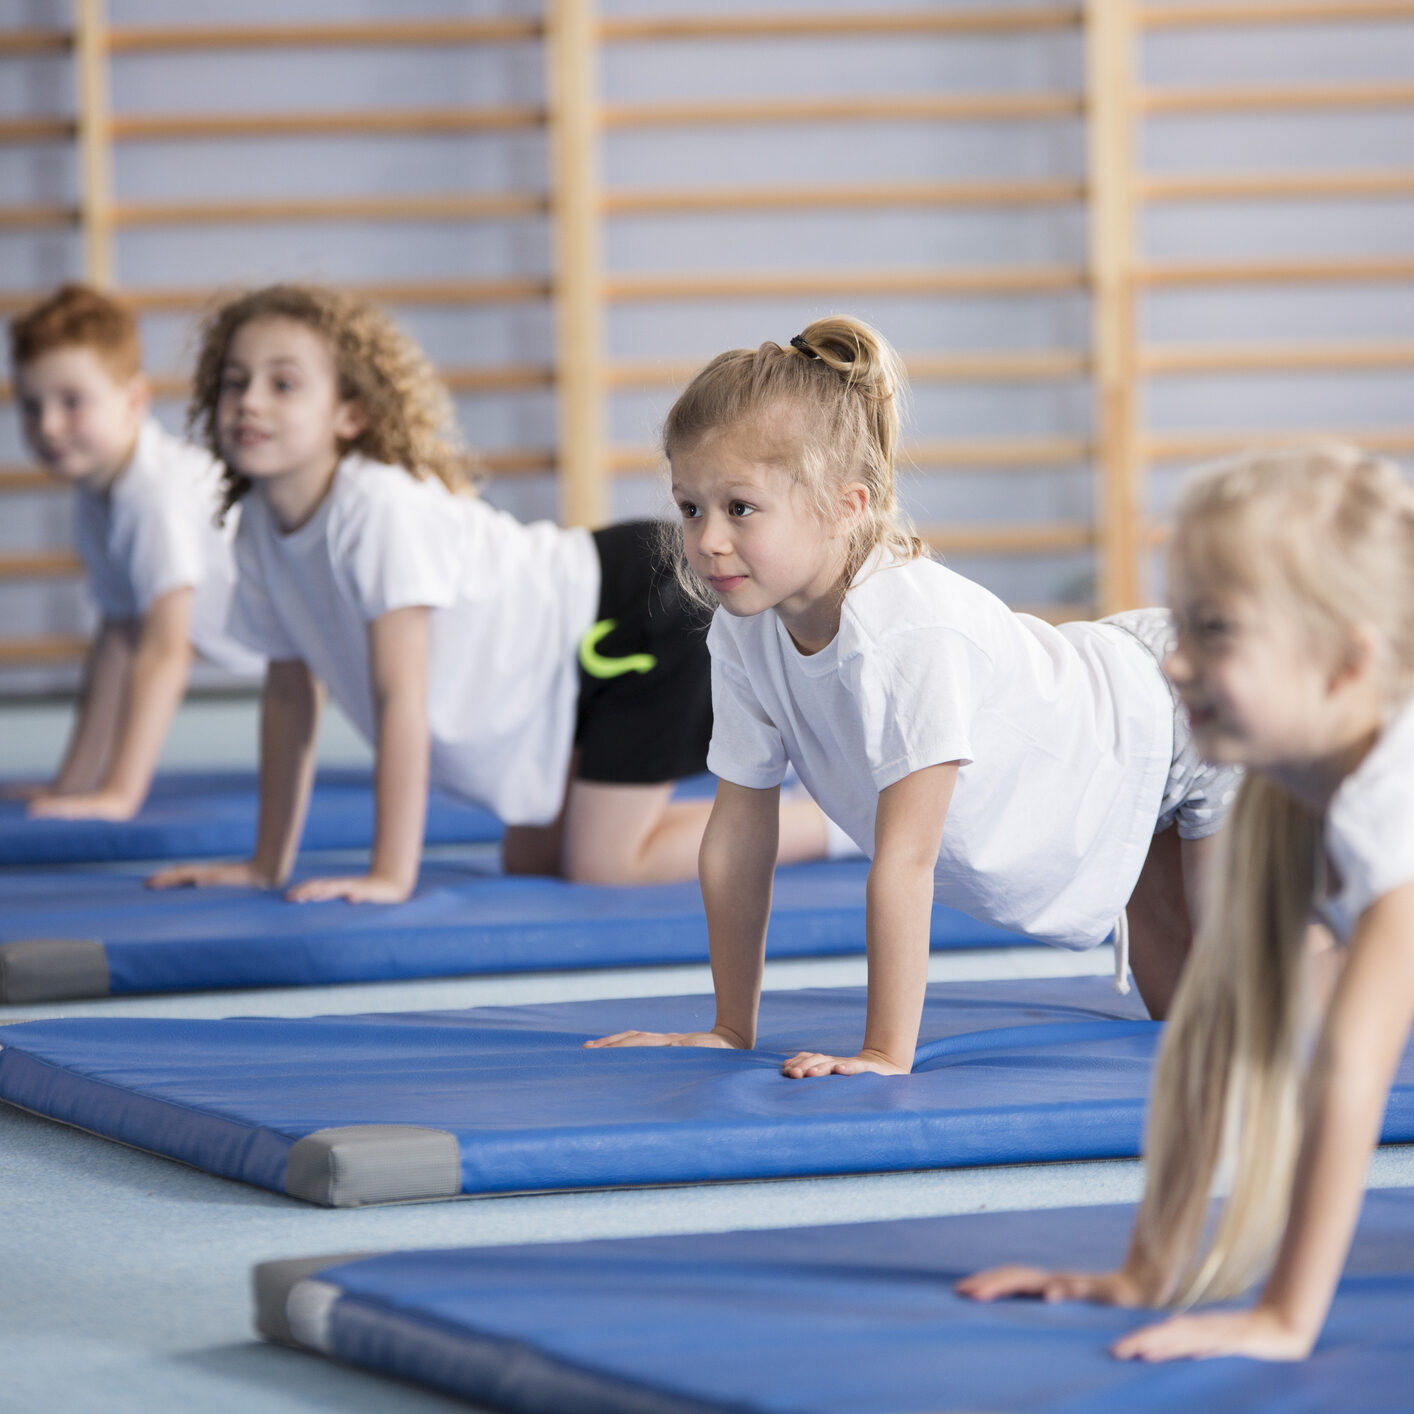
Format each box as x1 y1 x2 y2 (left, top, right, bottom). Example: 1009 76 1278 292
789 335 818 359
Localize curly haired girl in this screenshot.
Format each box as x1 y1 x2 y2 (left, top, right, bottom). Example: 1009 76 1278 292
152 284 826 902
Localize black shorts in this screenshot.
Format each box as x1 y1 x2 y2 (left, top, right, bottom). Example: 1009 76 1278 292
574 520 713 785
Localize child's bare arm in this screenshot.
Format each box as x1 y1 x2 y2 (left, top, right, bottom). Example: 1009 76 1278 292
782 761 956 1078
148 659 321 890
1110 879 1414 1363
587 779 779 1051
13 620 134 804
31 588 193 820
286 606 429 905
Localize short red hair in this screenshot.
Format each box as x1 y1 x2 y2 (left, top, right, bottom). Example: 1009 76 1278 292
9 283 142 380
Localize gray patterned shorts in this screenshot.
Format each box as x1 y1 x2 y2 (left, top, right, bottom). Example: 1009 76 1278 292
1103 607 1242 840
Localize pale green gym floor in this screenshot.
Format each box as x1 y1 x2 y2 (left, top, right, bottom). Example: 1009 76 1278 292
3 695 1412 1413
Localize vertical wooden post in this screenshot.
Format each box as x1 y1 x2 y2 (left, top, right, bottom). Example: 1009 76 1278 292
74 0 115 287
1086 0 1140 613
547 0 606 528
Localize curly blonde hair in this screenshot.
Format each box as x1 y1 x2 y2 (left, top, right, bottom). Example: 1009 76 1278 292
187 283 474 517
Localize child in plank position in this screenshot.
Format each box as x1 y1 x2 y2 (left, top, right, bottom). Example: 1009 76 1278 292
960 445 1414 1362
8 283 260 820
589 316 1239 1073
150 284 825 903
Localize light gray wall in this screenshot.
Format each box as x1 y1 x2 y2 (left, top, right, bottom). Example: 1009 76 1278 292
1 0 1411 694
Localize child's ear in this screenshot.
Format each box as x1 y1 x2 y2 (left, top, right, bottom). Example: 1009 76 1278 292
333 398 369 444
1330 623 1384 694
126 372 152 420
837 481 870 534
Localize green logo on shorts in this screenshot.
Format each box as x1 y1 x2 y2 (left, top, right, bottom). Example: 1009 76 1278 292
578 618 657 679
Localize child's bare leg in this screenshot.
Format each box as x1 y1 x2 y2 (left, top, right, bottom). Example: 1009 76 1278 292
1125 827 1218 1019
562 781 829 886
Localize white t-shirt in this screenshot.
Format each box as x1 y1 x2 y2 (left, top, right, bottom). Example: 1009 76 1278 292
707 555 1175 947
1317 696 1414 944
72 417 261 675
227 454 601 825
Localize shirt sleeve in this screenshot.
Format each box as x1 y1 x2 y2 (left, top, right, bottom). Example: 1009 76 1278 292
704 619 789 790
225 515 300 660
120 489 206 614
850 626 991 792
336 474 464 622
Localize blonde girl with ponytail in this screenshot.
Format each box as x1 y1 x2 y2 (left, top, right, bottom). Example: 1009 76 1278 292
960 444 1414 1362
590 317 1235 1074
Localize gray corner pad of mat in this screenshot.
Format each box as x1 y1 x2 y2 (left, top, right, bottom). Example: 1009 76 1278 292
0 939 110 1004
253 1253 383 1346
283 1125 463 1207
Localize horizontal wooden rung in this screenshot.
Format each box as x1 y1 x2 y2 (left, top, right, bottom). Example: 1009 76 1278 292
0 278 555 318
0 635 88 666
0 204 78 230
604 178 1086 214
606 265 1089 301
1141 1 1414 30
602 93 1085 130
1145 428 1414 462
111 106 546 142
606 348 1090 389
0 468 55 493
0 116 75 144
1141 82 1414 115
606 436 1092 475
112 192 549 227
1141 170 1414 203
1141 255 1414 286
0 28 72 56
0 551 82 581
921 521 1093 555
106 19 544 52
602 7 1085 41
1143 341 1414 374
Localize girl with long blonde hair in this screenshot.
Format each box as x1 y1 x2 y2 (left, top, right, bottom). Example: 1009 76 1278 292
960 443 1414 1361
590 316 1236 1075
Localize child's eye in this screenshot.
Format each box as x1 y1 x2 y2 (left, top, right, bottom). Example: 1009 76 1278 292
219 373 246 393
61 393 85 412
273 377 296 393
678 501 700 520
728 501 754 518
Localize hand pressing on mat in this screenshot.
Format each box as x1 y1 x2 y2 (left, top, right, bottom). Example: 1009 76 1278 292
27 788 140 821
955 1265 1143 1307
148 860 280 891
780 1049 910 1078
285 873 413 905
585 1025 748 1051
1110 1306 1314 1363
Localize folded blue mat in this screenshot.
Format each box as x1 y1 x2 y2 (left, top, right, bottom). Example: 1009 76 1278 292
0 977 1235 1204
0 859 1026 1002
253 1189 1414 1413
0 769 501 865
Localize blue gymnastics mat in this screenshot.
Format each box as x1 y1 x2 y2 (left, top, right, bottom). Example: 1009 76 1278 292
0 976 1255 1204
0 769 501 865
253 1189 1414 1413
0 858 1026 1002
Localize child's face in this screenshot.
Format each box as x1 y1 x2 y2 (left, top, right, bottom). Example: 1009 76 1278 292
15 346 146 489
1163 556 1351 774
215 317 363 486
671 420 853 626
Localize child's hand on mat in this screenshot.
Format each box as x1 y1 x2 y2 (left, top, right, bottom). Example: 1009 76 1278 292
285 873 413 905
28 788 138 821
1110 1306 1314 1363
585 1026 747 1050
147 860 278 891
955 1265 1141 1307
780 1049 910 1078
